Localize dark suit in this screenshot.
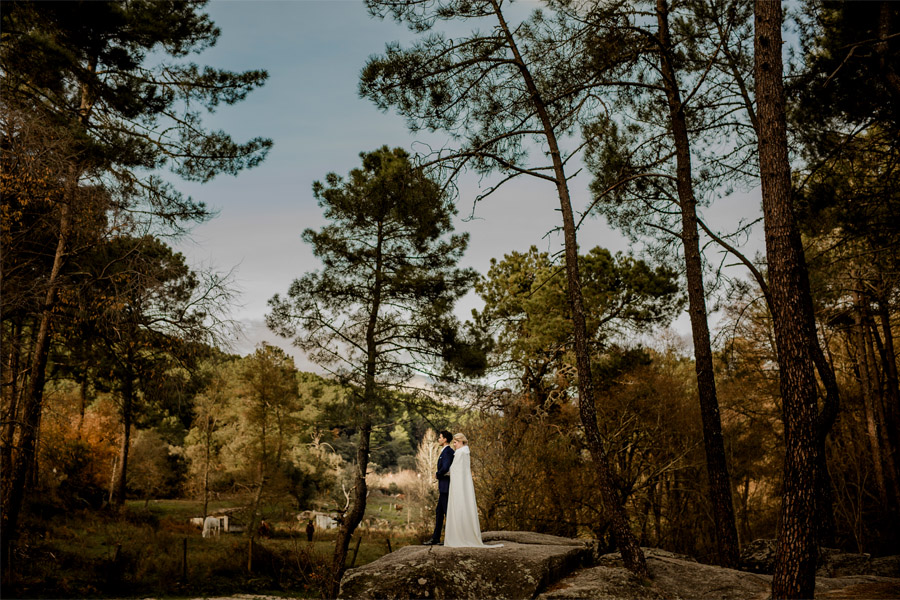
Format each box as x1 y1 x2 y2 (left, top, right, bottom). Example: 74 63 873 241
430 445 454 543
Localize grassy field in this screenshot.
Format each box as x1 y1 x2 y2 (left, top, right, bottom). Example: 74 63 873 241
5 491 433 599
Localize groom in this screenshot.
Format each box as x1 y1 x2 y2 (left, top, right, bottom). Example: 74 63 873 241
423 430 454 545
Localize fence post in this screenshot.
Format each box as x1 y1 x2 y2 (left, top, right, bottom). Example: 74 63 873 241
349 535 362 568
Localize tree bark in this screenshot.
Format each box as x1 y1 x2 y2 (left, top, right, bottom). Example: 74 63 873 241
853 290 888 506
490 0 649 577
78 357 90 437
740 473 753 544
864 311 900 508
329 418 372 597
1 200 72 563
203 417 212 519
1 317 24 491
655 0 740 568
755 3 820 597
875 290 900 503
247 396 268 573
247 474 266 572
876 290 900 418
107 455 117 506
811 333 840 548
114 374 134 508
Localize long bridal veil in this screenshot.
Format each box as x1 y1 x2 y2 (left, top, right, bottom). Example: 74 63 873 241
444 445 502 548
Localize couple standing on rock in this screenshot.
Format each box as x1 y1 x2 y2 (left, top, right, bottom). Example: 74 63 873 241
423 432 502 548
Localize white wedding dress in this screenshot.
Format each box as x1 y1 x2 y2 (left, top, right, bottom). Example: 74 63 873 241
443 445 503 548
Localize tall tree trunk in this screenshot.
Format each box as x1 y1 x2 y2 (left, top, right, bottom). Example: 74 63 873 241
329 418 372 596
107 455 118 506
814 443 837 547
852 291 888 506
114 375 134 508
707 0 842 549
875 290 900 418
656 0 740 568
864 311 900 508
328 221 384 597
875 289 900 503
740 473 753 544
203 418 213 519
812 329 840 548
78 361 90 437
247 461 267 572
1 200 72 564
29 406 43 490
1 317 24 491
247 400 268 573
755 3 820 597
490 0 649 577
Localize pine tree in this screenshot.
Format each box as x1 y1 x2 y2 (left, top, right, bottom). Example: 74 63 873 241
267 146 479 595
1 0 270 559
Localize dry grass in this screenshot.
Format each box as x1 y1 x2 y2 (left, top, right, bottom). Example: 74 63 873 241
366 469 421 495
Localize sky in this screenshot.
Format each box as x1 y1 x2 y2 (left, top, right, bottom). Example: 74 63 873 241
171 0 766 370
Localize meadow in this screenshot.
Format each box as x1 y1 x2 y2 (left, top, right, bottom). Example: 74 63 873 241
6 481 430 599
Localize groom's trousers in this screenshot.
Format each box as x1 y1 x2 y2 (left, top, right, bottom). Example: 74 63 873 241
430 492 449 542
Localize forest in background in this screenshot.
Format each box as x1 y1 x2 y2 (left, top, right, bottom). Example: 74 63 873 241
1 1 898 599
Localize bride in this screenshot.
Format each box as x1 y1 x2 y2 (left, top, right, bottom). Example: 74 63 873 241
444 433 502 548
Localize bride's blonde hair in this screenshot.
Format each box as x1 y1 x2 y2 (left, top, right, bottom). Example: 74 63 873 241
453 433 468 445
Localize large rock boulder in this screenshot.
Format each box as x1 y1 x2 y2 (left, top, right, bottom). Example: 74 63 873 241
339 534 900 600
739 539 777 574
741 539 900 578
817 547 900 578
541 548 900 600
338 531 593 600
541 548 771 600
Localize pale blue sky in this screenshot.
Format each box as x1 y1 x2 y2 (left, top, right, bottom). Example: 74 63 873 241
171 0 765 367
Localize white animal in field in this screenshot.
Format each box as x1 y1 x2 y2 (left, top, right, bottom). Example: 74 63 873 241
202 516 221 538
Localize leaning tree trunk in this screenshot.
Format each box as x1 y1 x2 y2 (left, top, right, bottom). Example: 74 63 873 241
1 200 72 564
755 3 820 597
490 0 649 577
656 0 740 567
328 417 372 596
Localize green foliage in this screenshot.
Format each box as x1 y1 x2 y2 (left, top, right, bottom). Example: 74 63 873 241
268 145 482 403
361 0 623 205
127 428 180 501
0 0 272 223
578 0 760 257
793 1 900 135
2 0 270 536
791 3 900 297
791 3 899 319
475 245 681 396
